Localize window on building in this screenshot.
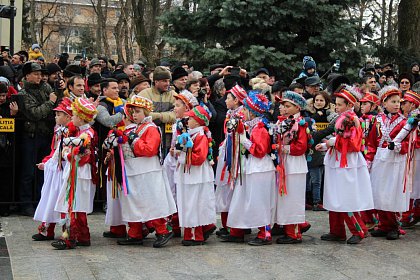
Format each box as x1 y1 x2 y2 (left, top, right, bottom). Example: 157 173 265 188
73 29 79 37
59 43 80 54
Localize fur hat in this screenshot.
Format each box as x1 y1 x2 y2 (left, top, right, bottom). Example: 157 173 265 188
126 95 154 112
243 90 271 117
63 64 82 78
398 72 414 85
153 66 171 81
72 98 97 122
378 85 401 102
22 62 42 76
281 91 307 109
171 66 188 81
184 105 210 126
174 89 198 110
46 63 62 75
87 73 103 87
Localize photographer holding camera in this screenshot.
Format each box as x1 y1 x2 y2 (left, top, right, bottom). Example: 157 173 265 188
45 63 65 97
186 78 217 122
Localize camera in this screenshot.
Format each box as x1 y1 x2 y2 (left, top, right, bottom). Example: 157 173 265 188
230 67 240 76
197 88 207 102
54 73 64 90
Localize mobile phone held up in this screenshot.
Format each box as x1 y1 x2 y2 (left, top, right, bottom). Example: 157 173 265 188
230 67 241 76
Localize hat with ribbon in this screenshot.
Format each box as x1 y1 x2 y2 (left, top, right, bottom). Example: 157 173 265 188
53 97 73 116
401 90 420 107
334 85 363 105
185 105 210 126
359 92 380 106
229 85 247 103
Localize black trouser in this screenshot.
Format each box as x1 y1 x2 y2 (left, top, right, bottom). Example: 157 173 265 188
18 134 51 209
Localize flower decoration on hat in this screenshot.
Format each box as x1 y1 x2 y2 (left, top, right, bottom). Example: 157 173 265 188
126 95 154 111
72 98 97 123
243 90 271 117
174 90 199 110
280 91 307 109
378 85 401 102
334 85 363 105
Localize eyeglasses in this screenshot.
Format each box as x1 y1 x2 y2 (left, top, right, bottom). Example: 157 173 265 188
400 81 410 84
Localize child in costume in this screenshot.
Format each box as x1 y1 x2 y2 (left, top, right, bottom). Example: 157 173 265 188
32 98 73 241
117 95 176 248
390 90 420 229
175 106 216 246
359 92 381 229
163 90 198 237
273 91 313 244
219 90 276 246
101 102 141 240
52 98 98 250
316 85 373 244
215 85 247 236
366 86 409 240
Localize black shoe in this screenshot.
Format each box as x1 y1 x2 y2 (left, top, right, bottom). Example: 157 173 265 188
401 218 419 229
276 236 302 244
271 226 285 236
117 237 143 245
51 239 75 250
301 223 311 233
182 240 204 246
370 229 388 237
218 234 244 243
386 230 400 240
248 237 272 246
320 233 346 242
346 235 362 244
203 226 217 241
215 228 229 236
20 207 35 217
32 233 54 241
76 240 91 246
103 231 126 238
244 228 252 234
153 232 174 248
312 203 327 211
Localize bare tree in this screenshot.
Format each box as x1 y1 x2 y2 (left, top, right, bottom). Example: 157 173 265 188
90 0 111 57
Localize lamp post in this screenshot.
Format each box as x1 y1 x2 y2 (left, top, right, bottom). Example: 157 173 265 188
9 0 14 54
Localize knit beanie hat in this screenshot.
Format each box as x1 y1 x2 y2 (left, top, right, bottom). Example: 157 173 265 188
153 66 171 81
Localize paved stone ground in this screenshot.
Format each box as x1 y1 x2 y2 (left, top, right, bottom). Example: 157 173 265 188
1 211 419 280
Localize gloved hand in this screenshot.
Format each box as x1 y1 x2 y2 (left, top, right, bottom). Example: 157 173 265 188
114 104 124 114
178 152 186 164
